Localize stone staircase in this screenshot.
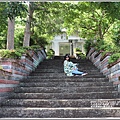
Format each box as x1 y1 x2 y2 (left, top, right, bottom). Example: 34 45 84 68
0 57 120 118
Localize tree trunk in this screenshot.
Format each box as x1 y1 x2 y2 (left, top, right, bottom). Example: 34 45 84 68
7 17 15 50
98 22 103 40
23 2 33 47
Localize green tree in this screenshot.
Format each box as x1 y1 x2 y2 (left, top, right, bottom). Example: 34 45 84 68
0 1 119 53
23 2 34 47
32 2 65 40
0 3 8 49
6 2 27 50
62 2 116 40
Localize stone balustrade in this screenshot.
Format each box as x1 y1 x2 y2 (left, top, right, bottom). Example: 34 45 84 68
87 47 120 91
0 49 46 103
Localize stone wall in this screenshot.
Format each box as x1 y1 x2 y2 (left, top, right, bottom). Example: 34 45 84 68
0 49 46 103
87 47 120 91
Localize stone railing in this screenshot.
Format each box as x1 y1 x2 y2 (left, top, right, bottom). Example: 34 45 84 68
87 47 120 91
0 48 46 103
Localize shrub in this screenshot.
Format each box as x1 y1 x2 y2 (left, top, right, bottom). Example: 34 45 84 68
0 49 22 59
76 48 86 59
0 45 43 59
46 49 55 59
108 53 120 64
84 39 92 54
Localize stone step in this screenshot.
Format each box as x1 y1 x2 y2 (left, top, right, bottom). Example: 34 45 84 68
26 75 106 79
1 107 120 118
33 69 100 73
2 99 120 107
1 57 118 118
40 64 93 67
32 68 101 74
38 62 96 66
37 66 98 69
39 60 93 63
20 81 114 87
36 66 99 69
39 62 95 65
9 91 118 99
30 73 104 76
14 86 117 93
39 60 91 63
22 77 109 82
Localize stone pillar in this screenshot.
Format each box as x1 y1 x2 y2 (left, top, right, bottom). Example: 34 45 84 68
81 42 85 54
73 40 77 57
69 40 73 56
53 41 59 56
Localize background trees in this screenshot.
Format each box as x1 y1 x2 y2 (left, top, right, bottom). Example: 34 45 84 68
0 1 119 52
0 3 8 49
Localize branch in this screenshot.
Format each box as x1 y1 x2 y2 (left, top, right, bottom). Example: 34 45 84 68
102 23 112 36
81 25 97 31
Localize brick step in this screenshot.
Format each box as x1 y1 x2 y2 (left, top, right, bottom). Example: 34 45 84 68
20 81 113 87
2 99 120 107
9 92 118 99
1 107 120 118
0 79 19 84
0 83 18 88
0 96 8 102
0 92 11 98
0 88 14 93
14 86 117 93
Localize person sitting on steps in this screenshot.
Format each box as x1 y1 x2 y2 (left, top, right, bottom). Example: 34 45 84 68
63 54 88 76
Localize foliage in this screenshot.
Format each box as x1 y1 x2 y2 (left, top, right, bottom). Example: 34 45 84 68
94 39 115 52
0 45 41 59
32 2 64 40
84 39 92 54
22 45 41 51
63 2 116 40
0 2 28 49
0 49 23 59
107 45 120 64
84 36 120 64
0 3 8 49
14 16 26 49
75 48 86 59
108 53 120 64
30 35 48 47
112 21 120 46
5 2 27 19
46 49 55 59
98 2 120 20
0 2 120 58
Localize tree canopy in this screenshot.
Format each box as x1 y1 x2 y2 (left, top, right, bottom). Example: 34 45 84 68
0 1 119 50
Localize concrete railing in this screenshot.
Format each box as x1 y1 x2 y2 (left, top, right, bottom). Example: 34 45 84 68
87 47 120 91
0 49 46 103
